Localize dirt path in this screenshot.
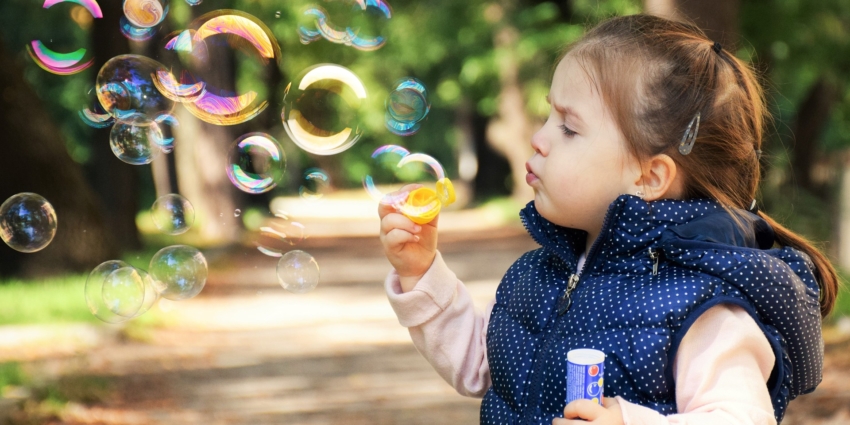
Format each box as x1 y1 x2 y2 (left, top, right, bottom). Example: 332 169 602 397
2 228 849 424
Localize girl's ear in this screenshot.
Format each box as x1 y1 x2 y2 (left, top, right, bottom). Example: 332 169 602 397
634 154 683 201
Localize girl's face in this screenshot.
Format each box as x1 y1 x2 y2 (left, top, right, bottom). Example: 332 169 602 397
525 55 640 243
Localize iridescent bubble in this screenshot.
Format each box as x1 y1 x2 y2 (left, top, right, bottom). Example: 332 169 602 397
169 11 279 126
234 209 242 217
362 145 411 205
153 113 178 153
256 211 305 257
299 168 330 200
151 194 194 235
102 266 146 317
226 133 286 194
97 55 174 122
43 0 103 18
27 40 93 76
85 261 159 323
186 0 202 5
109 118 163 165
282 64 367 155
298 0 392 51
276 250 319 294
123 0 168 28
385 78 430 136
79 87 114 129
149 245 208 300
119 16 158 42
0 193 58 253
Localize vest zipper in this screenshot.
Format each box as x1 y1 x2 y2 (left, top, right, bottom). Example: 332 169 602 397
648 247 660 276
557 274 580 315
518 204 618 424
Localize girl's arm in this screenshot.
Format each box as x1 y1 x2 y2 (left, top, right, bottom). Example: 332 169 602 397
385 250 493 398
616 303 777 425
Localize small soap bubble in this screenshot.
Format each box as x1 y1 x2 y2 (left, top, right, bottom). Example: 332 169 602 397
282 64 366 155
256 211 306 257
299 168 330 200
298 0 392 51
0 193 58 253
85 261 159 323
102 267 146 317
362 145 414 205
385 78 430 136
151 194 195 235
109 118 163 165
149 245 208 300
234 209 242 217
186 0 202 5
120 16 158 41
226 133 286 194
123 0 169 28
275 11 281 18
277 250 320 294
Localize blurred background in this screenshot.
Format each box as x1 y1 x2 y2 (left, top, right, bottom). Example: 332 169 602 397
0 0 849 423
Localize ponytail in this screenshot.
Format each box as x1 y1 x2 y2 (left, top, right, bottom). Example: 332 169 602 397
757 211 840 317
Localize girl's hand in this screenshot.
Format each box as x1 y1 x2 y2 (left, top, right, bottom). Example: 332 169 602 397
552 398 623 425
378 184 439 292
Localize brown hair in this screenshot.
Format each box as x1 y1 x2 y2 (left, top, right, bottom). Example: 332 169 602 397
566 14 838 317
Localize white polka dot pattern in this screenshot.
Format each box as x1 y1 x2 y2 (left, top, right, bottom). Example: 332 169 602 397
480 195 823 425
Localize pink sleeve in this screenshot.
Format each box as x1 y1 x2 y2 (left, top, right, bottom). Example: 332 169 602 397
385 251 493 398
618 304 777 425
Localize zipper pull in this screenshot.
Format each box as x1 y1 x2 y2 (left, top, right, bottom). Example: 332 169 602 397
648 247 660 276
557 274 580 315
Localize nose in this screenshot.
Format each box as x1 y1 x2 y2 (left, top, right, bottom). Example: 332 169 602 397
530 127 547 156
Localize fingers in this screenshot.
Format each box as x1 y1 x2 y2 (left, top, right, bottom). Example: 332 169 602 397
563 399 605 421
377 184 424 219
383 228 419 249
381 212 421 237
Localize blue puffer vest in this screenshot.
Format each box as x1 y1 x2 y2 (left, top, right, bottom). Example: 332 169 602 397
481 195 823 424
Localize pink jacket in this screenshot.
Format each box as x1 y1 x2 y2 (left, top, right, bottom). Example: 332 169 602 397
386 251 778 425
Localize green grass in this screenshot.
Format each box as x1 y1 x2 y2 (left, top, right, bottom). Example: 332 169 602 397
0 275 96 326
0 362 27 395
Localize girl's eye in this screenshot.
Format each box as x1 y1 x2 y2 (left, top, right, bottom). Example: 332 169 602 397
559 125 577 137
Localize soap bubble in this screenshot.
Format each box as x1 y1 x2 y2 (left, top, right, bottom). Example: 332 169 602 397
362 145 413 205
186 0 202 5
85 261 159 323
256 211 305 257
299 168 330 200
277 250 319 294
226 133 286 194
109 118 163 165
78 86 114 129
123 0 168 28
234 209 242 217
0 193 58 253
27 40 93 76
282 64 367 155
102 266 147 317
298 0 392 51
385 78 430 136
156 11 279 126
151 194 194 235
119 16 158 41
149 245 208 300
97 54 174 122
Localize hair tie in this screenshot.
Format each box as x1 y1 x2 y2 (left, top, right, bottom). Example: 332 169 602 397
712 41 722 54
749 199 759 213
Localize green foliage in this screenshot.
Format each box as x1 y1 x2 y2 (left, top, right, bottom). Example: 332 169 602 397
0 362 27 395
0 276 95 325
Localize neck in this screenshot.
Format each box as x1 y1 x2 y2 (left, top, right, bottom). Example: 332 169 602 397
584 230 599 256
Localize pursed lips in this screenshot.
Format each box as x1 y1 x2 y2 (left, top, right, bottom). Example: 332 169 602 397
525 162 539 185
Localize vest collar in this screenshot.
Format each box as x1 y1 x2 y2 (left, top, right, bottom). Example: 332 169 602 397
520 195 776 272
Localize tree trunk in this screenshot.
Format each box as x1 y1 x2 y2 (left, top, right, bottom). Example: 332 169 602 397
486 26 536 203
0 37 117 277
789 77 838 196
88 0 141 251
645 0 740 48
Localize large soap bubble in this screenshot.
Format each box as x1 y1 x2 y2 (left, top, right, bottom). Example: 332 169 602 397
27 0 102 75
154 11 280 126
97 54 174 122
225 133 286 194
0 193 58 253
109 118 164 165
282 64 367 155
277 250 319 294
85 260 159 323
151 194 194 235
149 245 208 300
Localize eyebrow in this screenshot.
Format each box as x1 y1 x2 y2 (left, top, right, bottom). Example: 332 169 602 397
545 94 586 128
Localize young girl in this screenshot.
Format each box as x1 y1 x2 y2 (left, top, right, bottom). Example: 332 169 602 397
378 14 836 425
